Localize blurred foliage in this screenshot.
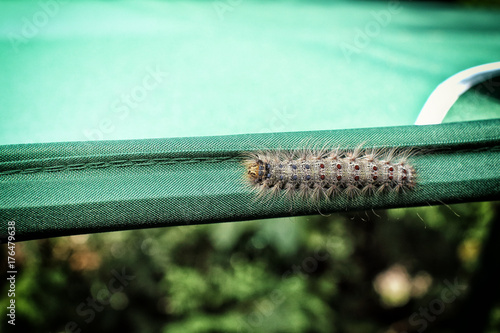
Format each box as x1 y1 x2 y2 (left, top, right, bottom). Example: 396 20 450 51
1 201 499 332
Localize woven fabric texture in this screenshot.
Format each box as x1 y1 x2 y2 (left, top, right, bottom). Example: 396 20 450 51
1 119 500 241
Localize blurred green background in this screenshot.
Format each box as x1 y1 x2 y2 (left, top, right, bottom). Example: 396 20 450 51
1 202 500 332
1 0 500 145
1 0 500 332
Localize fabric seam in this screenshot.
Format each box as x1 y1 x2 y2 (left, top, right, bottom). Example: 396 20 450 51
1 145 499 177
0 156 244 176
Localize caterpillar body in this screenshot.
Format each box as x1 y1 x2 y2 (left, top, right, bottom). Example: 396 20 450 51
244 147 416 200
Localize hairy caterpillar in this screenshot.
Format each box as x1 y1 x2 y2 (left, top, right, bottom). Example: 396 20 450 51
244 147 416 200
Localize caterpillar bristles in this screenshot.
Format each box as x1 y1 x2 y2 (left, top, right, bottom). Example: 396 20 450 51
243 145 416 202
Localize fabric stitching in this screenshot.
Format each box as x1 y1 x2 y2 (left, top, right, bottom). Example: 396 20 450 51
1 145 499 177
0 156 244 176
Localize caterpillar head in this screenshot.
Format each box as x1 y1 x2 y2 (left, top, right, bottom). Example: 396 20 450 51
246 160 263 183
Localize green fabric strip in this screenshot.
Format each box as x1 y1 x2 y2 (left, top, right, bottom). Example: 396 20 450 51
1 119 500 241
